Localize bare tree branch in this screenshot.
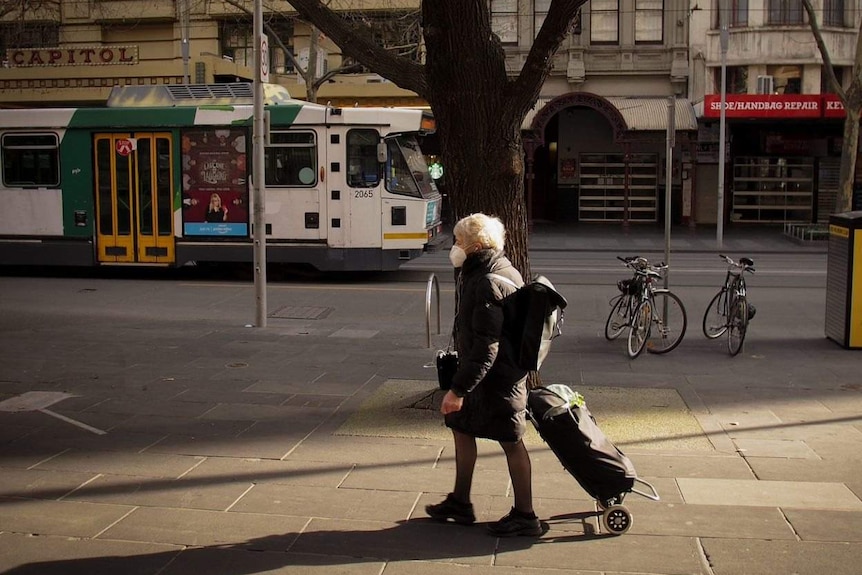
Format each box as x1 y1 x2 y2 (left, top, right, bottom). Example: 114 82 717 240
508 0 587 118
801 0 845 100
280 0 428 96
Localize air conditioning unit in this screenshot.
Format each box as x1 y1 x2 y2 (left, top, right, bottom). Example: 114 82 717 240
757 75 774 94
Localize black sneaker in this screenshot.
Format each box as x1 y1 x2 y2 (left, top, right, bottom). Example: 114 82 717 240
425 493 476 525
487 507 542 537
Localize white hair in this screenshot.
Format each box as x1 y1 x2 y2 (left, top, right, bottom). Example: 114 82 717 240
453 213 506 251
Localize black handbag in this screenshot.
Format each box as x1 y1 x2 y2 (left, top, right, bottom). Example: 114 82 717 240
435 349 458 391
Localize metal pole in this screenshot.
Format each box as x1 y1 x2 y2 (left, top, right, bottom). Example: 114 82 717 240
664 95 675 289
717 0 729 249
179 0 190 84
253 0 267 327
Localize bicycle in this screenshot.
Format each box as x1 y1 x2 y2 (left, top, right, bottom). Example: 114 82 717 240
702 254 756 356
605 256 688 359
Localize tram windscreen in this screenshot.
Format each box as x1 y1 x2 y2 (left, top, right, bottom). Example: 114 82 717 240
385 135 438 199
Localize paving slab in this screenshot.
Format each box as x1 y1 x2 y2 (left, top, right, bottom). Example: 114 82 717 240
99 506 308 548
618 453 755 479
494 533 707 574
290 517 496 564
677 478 862 509
702 538 862 575
614 500 796 539
0 467 98 500
0 532 181 575
339 462 511 497
31 449 205 478
732 438 821 459
382 561 600 575
230 484 422 522
0 497 135 538
746 456 862 483
286 437 444 466
783 508 862 542
183 456 355 488
63 472 253 511
161 548 385 575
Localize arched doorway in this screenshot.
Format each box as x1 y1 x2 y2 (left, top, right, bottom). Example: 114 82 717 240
524 93 664 225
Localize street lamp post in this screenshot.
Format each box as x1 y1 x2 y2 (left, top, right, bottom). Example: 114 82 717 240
252 0 267 327
717 0 729 249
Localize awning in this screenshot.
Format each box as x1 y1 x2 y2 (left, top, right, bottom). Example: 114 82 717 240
523 95 698 131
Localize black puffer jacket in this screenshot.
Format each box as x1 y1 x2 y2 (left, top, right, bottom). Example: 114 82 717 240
446 249 529 442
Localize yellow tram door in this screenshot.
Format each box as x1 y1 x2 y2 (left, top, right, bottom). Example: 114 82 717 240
94 133 175 264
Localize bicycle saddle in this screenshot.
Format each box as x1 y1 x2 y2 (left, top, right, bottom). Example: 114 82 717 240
740 257 754 267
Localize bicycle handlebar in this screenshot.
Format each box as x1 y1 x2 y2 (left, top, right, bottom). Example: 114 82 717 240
719 254 755 273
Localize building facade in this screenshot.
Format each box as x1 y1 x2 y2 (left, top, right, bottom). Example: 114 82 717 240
689 0 861 226
4 2 856 227
0 0 424 107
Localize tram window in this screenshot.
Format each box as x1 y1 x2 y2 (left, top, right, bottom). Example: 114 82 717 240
347 129 380 188
385 137 422 198
1 133 60 187
265 131 317 186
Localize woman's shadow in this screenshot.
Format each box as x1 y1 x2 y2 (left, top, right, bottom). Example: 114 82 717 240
3 513 609 574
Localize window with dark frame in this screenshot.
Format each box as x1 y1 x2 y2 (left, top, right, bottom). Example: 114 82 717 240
824 0 845 27
590 0 619 45
715 66 749 94
0 21 59 59
635 0 663 44
264 131 316 187
490 0 518 44
346 129 381 188
1 133 60 188
767 0 803 25
220 18 294 74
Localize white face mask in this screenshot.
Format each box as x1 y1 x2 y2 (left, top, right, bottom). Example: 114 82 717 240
449 245 467 268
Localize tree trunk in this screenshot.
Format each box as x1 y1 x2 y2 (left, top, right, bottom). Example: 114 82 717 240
837 104 861 213
422 5 530 278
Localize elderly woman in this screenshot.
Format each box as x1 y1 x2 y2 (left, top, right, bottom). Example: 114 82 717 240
426 213 540 537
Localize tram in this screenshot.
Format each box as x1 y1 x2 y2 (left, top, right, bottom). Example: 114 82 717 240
0 84 444 271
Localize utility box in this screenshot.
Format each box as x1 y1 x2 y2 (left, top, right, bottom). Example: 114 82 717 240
825 211 862 349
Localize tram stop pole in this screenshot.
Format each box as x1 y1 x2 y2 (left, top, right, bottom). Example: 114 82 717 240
252 0 267 327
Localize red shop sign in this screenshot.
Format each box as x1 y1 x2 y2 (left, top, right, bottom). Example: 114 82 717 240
704 94 821 119
822 93 845 118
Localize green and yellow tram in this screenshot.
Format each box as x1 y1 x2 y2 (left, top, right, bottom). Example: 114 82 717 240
0 84 443 271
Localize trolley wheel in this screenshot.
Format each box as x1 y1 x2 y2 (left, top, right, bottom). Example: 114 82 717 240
602 505 632 535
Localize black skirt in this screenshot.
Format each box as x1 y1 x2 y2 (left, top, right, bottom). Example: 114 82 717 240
445 374 528 442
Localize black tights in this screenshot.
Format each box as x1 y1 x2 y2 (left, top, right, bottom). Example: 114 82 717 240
451 430 533 514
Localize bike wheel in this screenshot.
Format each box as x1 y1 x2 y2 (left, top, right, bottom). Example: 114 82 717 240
702 290 728 339
728 296 749 356
605 295 629 340
627 300 651 359
646 290 687 354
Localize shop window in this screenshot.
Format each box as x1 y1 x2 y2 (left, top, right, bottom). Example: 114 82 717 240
347 129 380 188
635 0 663 44
1 134 60 188
264 131 316 187
767 0 803 25
824 0 846 27
491 0 518 44
767 65 803 94
220 18 294 74
714 66 749 94
590 0 619 45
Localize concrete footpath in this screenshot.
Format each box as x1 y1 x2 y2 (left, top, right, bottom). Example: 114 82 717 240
1 225 860 575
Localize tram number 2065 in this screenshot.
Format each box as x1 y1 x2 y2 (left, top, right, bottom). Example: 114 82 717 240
354 190 374 198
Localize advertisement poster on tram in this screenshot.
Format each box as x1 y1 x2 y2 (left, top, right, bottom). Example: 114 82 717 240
181 128 249 236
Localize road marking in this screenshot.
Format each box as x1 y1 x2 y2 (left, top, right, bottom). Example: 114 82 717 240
0 391 107 435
